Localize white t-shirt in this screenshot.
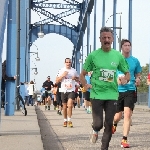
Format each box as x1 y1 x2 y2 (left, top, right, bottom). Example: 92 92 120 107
57 67 79 92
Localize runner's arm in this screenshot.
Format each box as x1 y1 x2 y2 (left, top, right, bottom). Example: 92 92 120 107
135 73 141 86
119 72 130 84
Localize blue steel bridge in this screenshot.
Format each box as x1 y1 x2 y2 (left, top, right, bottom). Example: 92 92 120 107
0 0 134 116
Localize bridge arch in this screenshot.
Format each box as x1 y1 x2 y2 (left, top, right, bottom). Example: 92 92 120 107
30 24 78 46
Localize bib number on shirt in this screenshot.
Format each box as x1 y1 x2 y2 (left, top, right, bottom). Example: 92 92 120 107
99 69 115 82
63 79 73 90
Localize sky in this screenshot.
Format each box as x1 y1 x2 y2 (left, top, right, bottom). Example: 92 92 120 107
2 0 150 90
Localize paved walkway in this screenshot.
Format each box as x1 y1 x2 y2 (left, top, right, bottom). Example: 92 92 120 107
40 104 150 150
0 104 150 150
0 106 43 150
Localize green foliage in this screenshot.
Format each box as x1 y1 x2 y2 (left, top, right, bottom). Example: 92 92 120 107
137 63 149 93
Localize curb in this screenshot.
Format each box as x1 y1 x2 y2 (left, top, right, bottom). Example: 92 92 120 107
35 106 64 150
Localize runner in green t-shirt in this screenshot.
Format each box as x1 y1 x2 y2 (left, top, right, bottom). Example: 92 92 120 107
80 27 130 150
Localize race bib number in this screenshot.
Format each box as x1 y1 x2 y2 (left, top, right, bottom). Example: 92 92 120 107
63 79 73 90
99 69 115 82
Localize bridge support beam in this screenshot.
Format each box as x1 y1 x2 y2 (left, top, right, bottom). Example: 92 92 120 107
102 0 105 27
75 50 80 74
81 31 84 68
93 0 97 50
5 0 16 115
87 12 90 55
128 0 132 55
25 1 31 82
18 0 28 100
113 0 117 49
0 0 9 119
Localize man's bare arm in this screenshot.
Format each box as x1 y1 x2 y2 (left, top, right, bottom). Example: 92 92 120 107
135 73 141 86
55 76 63 84
119 72 130 85
55 71 68 83
72 76 79 82
124 72 130 82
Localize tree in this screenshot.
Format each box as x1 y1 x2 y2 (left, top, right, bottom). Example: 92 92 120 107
137 63 149 93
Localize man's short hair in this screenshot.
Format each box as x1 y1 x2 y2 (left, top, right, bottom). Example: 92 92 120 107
121 39 132 47
100 27 113 34
47 76 50 78
65 58 71 63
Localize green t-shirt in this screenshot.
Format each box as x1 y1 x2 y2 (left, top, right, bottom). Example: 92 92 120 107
83 48 129 100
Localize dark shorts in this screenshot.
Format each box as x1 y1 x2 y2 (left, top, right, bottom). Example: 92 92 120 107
75 93 78 98
116 91 136 112
83 91 90 101
56 93 62 106
45 91 52 98
42 95 45 100
61 92 75 103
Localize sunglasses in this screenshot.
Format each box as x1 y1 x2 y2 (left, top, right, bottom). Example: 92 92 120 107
66 62 71 63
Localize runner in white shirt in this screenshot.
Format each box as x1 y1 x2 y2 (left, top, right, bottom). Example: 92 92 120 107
56 58 79 127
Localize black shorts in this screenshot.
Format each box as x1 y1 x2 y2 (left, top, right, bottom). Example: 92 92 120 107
42 95 45 100
61 92 75 103
56 93 62 106
116 91 136 112
75 93 78 98
83 91 90 101
45 91 52 98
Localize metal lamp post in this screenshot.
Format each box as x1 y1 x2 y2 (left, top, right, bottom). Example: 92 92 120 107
31 68 38 75
15 0 21 111
25 8 44 82
27 51 40 81
28 52 40 61
106 12 122 51
26 41 41 81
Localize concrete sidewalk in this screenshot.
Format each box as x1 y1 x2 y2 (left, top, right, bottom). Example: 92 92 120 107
0 106 43 150
134 104 150 111
39 104 150 150
0 104 150 150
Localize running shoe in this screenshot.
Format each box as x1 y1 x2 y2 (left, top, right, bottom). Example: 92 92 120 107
59 111 62 115
90 130 98 143
63 121 67 127
68 121 73 127
121 139 130 148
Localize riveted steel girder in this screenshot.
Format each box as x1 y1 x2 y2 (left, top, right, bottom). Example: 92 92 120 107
33 8 80 25
76 0 94 50
33 0 48 3
33 2 80 9
33 0 79 4
33 7 78 31
63 0 79 4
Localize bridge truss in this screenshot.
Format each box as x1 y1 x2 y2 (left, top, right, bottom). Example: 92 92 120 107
0 0 134 116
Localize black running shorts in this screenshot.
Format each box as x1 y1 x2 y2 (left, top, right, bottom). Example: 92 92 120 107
116 90 136 112
83 91 90 101
56 93 62 106
61 92 75 103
